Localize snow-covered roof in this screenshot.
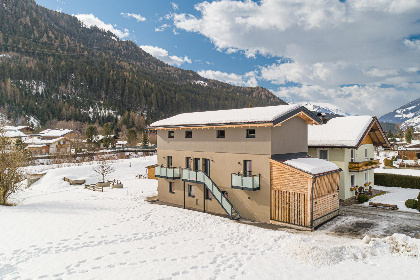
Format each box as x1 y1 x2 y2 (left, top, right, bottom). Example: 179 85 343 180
24 137 66 145
116 141 127 145
308 116 374 147
283 157 341 176
4 130 26 138
38 129 73 137
150 104 319 127
3 125 31 131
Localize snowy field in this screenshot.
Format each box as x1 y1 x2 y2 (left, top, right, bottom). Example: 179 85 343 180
1 156 420 279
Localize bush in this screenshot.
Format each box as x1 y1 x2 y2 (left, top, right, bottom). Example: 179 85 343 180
358 194 369 203
418 192 420 211
383 158 393 167
374 173 420 189
405 199 418 209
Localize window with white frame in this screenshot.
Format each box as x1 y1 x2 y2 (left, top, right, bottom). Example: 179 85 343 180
365 147 368 159
350 149 355 162
350 174 355 188
318 149 329 160
364 171 369 183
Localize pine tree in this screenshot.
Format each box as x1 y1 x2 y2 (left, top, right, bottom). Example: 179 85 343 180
141 131 149 147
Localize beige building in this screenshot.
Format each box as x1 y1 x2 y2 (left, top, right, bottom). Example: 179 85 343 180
308 116 389 200
25 137 73 156
150 105 342 230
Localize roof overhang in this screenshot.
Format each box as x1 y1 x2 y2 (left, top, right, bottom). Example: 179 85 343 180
150 106 322 130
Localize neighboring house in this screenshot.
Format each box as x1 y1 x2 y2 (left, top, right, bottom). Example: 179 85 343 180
1 129 26 150
398 142 420 160
3 125 34 135
308 116 389 200
25 137 72 156
116 140 127 148
34 129 79 140
150 104 341 230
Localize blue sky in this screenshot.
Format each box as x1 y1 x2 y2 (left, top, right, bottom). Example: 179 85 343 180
35 0 420 116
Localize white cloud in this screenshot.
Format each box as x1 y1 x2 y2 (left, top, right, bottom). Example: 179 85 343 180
155 24 170 32
363 68 398 78
274 84 420 116
198 70 258 87
404 39 420 50
76 14 129 38
173 0 420 115
121 12 146 22
140 45 191 66
171 2 179 11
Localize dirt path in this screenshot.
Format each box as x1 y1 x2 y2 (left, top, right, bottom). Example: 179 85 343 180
318 205 420 238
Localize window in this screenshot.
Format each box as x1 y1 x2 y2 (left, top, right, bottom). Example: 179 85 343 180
244 160 252 176
188 185 195 197
205 188 212 200
318 149 329 160
217 130 225 138
350 174 355 188
194 158 201 171
167 156 172 168
350 149 355 162
169 182 175 193
365 148 368 159
168 131 174 138
185 157 191 169
246 129 256 138
364 171 369 183
185 130 192 138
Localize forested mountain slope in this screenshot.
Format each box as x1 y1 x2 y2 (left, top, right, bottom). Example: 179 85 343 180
0 0 284 128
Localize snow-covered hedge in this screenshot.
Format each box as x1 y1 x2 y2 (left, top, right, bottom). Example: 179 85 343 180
375 173 420 189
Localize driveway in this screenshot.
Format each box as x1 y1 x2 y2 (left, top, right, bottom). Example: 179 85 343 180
318 205 420 238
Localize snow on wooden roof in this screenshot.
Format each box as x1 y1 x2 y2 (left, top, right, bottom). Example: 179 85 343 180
150 104 319 128
283 157 341 176
308 116 374 148
3 130 26 138
38 129 73 137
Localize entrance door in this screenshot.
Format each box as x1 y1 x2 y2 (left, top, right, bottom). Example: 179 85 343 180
203 158 210 176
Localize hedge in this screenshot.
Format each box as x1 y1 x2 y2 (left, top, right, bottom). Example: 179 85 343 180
374 173 420 189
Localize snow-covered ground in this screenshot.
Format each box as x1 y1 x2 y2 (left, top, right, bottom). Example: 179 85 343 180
376 167 420 177
1 156 420 279
363 185 420 213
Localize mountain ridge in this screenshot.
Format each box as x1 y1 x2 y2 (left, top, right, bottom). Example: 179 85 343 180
379 97 420 130
0 0 285 129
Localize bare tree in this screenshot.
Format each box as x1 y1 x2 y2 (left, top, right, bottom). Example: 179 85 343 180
0 127 28 205
93 155 115 182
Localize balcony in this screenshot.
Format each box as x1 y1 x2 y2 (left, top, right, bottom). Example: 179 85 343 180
348 159 380 172
182 169 208 184
155 166 181 180
231 173 260 191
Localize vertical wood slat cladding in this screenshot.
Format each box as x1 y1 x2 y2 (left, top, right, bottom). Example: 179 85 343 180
271 190 308 226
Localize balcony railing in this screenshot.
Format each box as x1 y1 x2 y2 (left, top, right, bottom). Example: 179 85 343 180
348 159 380 172
231 173 260 191
155 166 181 180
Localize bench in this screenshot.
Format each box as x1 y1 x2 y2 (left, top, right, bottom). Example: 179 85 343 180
84 184 104 192
369 202 398 210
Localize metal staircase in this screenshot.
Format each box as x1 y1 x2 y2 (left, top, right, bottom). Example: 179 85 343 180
181 169 241 220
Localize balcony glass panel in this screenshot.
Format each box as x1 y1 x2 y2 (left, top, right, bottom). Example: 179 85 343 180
182 169 189 180
155 166 161 176
242 176 254 188
167 168 174 178
221 198 232 215
231 174 242 187
231 173 260 190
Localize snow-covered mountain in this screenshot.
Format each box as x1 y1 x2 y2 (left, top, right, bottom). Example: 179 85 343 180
298 102 349 117
379 98 420 130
